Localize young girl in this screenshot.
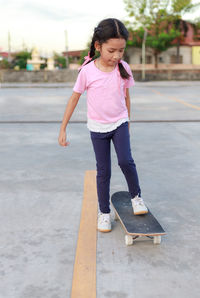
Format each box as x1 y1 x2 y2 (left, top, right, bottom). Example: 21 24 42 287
58 18 148 233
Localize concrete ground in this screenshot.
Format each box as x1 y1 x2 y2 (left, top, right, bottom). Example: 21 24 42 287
0 81 200 298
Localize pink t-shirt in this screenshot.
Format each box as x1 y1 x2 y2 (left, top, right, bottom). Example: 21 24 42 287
73 59 134 123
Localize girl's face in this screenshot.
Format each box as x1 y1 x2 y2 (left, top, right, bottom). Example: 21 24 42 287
95 38 126 66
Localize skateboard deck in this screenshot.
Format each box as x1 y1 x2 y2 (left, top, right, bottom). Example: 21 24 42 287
111 191 166 245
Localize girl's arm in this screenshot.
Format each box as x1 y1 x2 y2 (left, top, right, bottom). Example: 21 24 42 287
125 88 131 129
58 91 81 146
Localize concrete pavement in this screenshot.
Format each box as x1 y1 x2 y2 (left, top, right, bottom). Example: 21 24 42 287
0 81 200 298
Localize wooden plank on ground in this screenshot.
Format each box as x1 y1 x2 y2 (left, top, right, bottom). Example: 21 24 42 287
71 170 97 298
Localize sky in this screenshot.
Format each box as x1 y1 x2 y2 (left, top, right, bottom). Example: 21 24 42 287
0 0 199 57
0 0 127 56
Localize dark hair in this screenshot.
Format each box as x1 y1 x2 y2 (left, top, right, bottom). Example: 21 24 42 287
82 18 130 79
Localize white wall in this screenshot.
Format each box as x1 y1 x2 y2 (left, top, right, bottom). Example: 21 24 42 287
126 46 192 64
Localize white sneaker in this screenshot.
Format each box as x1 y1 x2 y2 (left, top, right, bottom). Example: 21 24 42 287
131 196 148 215
98 213 111 232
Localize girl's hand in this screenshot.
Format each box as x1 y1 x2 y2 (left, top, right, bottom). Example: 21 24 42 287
58 130 70 147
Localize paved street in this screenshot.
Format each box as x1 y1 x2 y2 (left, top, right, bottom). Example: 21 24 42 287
0 81 200 298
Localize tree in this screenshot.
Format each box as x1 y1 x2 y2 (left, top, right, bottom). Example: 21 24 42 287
124 0 172 30
40 58 47 70
13 51 31 69
0 59 11 69
169 0 200 62
124 0 200 66
54 53 66 69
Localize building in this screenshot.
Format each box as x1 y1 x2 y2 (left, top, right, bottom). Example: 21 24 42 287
126 20 200 66
0 52 8 60
62 50 84 63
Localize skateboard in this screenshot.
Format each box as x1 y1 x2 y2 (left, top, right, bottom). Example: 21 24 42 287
111 191 166 246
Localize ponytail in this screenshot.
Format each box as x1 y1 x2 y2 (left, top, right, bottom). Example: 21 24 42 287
118 62 130 79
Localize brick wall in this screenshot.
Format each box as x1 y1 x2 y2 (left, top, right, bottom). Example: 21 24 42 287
0 69 78 83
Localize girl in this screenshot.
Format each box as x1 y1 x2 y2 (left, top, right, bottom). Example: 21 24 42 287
58 18 148 233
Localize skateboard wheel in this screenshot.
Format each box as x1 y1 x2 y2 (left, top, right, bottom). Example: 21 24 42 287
114 211 119 221
125 235 133 246
153 236 161 244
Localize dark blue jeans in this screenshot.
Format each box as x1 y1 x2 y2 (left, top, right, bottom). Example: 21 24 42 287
90 122 141 213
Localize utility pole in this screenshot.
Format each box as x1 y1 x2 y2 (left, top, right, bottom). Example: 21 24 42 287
8 31 11 62
65 30 69 68
22 39 26 51
142 29 148 81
